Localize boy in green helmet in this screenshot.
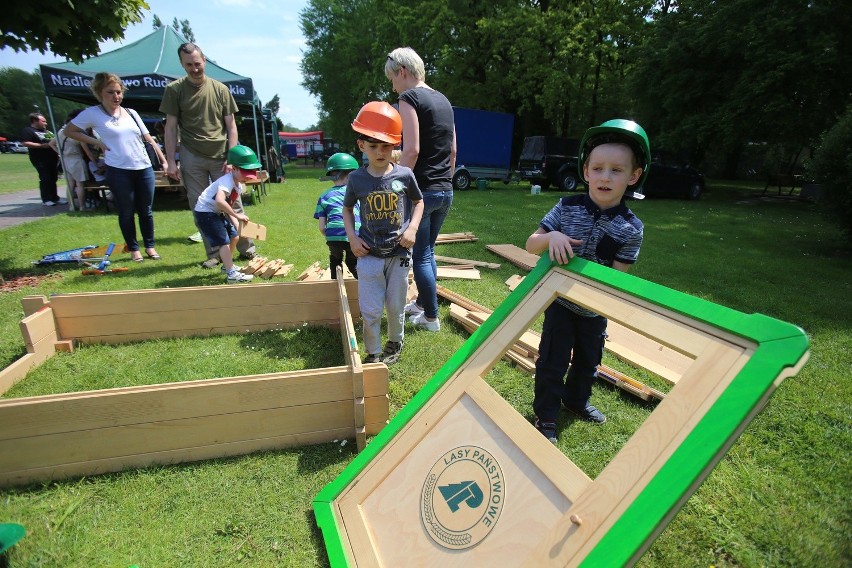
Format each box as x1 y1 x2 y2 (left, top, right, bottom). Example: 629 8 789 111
314 152 361 279
525 119 650 443
193 145 260 284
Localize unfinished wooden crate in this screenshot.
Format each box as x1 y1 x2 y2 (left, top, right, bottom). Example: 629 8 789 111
314 255 809 567
0 276 389 488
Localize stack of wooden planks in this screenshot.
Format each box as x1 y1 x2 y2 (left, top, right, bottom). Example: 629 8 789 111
241 257 293 279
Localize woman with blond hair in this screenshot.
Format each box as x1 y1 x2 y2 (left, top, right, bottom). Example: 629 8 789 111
385 47 457 332
64 72 166 261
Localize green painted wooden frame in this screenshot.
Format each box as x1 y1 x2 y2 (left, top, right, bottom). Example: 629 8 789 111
313 255 809 567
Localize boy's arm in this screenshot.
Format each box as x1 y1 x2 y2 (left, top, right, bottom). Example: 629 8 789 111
526 227 584 266
214 189 249 224
317 216 327 236
400 199 423 248
343 206 370 256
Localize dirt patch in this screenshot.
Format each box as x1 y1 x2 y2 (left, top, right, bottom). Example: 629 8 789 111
0 272 62 293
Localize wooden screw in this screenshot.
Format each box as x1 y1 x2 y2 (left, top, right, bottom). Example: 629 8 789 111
570 514 583 526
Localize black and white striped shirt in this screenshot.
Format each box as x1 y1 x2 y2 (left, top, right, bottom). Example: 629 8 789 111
539 193 644 316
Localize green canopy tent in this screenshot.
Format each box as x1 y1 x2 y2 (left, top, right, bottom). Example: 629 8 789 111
38 26 280 180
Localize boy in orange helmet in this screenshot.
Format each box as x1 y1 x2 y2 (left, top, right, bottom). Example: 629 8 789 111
343 102 424 365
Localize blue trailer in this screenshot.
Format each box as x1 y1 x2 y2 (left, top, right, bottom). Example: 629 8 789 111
451 107 514 190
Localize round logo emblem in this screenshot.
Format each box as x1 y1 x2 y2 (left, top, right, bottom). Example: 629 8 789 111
420 445 505 550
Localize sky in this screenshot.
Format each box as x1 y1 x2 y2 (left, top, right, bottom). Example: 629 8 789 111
0 0 319 129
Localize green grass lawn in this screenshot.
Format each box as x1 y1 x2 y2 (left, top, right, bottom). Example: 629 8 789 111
0 168 849 567
0 153 51 194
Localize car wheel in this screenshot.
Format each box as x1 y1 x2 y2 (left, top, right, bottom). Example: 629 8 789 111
687 182 702 200
452 170 471 191
560 171 578 192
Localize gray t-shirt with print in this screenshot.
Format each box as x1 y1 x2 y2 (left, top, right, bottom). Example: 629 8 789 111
343 164 423 258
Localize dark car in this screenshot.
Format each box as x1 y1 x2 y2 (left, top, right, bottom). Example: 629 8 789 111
642 151 705 200
518 136 581 191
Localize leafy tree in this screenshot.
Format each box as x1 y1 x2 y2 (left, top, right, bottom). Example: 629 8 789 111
1 0 149 63
808 105 852 240
264 94 280 116
0 68 79 138
152 14 163 29
630 0 852 175
172 18 195 42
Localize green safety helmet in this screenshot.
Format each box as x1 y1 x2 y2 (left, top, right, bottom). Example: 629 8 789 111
578 119 651 199
325 152 359 175
227 145 262 170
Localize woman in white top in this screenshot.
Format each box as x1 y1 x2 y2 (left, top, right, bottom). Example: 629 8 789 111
50 109 95 210
64 72 166 261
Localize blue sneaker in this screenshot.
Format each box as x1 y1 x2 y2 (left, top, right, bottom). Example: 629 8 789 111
534 417 558 444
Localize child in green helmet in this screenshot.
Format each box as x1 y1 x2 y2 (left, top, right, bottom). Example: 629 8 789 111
314 152 361 279
193 145 260 284
525 119 649 443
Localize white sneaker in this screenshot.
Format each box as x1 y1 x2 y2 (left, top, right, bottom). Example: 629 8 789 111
44 201 56 206
404 300 424 316
409 312 440 331
226 271 254 283
221 265 245 273
55 198 68 205
187 232 203 243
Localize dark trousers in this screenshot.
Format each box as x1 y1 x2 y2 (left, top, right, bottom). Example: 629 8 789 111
533 302 607 421
106 166 156 251
328 240 358 279
32 159 59 203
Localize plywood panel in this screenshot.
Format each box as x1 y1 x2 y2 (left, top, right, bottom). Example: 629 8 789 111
0 366 389 440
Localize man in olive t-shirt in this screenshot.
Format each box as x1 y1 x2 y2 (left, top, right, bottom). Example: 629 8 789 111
160 42 256 267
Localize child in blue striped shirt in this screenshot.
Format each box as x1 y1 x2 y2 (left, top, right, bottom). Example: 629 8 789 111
314 153 361 279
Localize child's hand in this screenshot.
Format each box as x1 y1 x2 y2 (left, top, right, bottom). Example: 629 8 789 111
236 213 249 223
399 226 417 248
350 236 371 257
548 232 583 265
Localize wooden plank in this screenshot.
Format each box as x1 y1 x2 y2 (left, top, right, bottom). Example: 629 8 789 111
505 274 525 291
436 284 491 313
298 261 324 281
0 365 389 441
434 255 500 269
2 426 357 488
55 340 75 353
239 221 267 241
19 307 58 351
0 395 389 473
241 256 268 275
486 244 539 271
21 295 48 317
273 264 294 277
0 351 52 396
55 301 347 341
436 232 478 243
436 266 480 280
47 281 347 317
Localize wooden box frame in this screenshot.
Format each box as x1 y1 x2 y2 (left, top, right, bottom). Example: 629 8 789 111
313 256 809 567
0 276 389 488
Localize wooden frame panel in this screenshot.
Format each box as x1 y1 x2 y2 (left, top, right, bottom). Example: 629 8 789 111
314 256 809 567
0 278 388 488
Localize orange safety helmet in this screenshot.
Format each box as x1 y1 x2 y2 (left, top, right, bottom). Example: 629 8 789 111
351 101 402 145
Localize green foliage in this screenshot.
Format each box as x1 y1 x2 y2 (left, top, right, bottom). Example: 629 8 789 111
0 68 80 138
808 105 852 239
0 0 149 63
299 0 651 143
631 0 852 173
171 17 195 42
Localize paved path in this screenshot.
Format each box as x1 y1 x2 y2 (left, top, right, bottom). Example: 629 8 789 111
0 190 69 230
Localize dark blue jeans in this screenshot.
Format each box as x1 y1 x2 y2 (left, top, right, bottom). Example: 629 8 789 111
106 166 155 251
533 301 608 421
412 190 453 318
